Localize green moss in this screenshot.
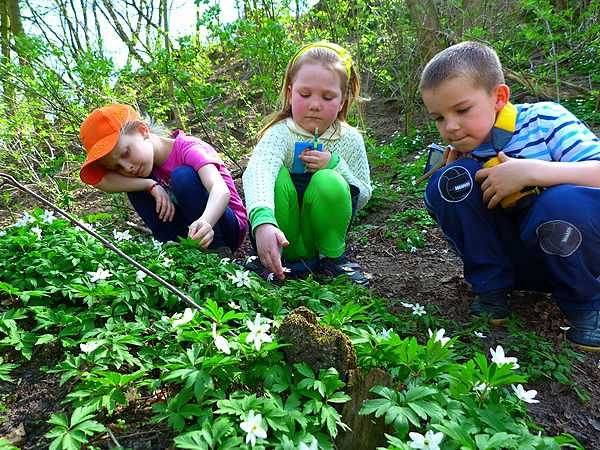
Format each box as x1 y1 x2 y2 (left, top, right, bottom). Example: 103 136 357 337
276 306 357 377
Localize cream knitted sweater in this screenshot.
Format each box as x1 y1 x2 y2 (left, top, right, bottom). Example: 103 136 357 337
243 118 372 229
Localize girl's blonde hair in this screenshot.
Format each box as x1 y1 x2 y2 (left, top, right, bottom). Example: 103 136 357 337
120 115 168 137
258 42 361 139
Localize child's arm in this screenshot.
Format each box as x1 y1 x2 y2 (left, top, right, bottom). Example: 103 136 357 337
188 164 231 248
476 152 600 208
94 172 175 222
94 172 156 192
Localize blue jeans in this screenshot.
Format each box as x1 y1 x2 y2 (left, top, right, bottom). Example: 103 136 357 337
128 166 240 251
424 158 600 312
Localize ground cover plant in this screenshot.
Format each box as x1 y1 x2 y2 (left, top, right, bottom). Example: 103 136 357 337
0 209 588 449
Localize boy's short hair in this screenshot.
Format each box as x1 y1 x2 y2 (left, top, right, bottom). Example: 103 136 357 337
419 41 504 92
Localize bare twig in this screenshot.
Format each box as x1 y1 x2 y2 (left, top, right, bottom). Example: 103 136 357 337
414 159 445 185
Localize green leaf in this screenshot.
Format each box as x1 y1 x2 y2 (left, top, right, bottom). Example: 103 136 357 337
295 362 314 379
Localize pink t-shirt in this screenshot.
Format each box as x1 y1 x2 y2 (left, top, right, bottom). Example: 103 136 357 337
152 131 248 242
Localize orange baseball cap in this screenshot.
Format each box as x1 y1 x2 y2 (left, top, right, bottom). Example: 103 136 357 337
79 104 140 185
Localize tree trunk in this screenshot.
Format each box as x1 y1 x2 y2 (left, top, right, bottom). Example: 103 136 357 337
2 0 23 113
160 0 183 129
405 0 443 65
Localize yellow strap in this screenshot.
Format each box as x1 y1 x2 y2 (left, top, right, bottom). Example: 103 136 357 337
290 41 352 79
494 102 517 133
491 102 517 151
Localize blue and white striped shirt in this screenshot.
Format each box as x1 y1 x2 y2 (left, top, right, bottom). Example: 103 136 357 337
472 102 600 162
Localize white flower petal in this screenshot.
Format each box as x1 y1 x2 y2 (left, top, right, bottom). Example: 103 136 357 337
172 308 195 327
136 270 147 282
80 341 101 353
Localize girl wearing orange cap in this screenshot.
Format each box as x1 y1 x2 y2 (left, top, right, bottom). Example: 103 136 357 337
242 42 372 285
79 104 248 252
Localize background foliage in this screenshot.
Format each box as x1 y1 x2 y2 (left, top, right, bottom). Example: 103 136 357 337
0 0 598 208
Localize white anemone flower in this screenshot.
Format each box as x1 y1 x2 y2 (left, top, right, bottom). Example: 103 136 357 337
80 341 101 353
113 229 132 241
408 430 444 450
512 384 539 403
31 226 42 239
428 328 450 346
14 212 35 227
379 328 393 339
211 323 231 355
136 270 147 282
42 210 56 224
474 331 487 338
172 308 195 327
228 270 252 288
0 230 6 237
87 266 112 283
490 345 519 369
228 301 241 310
245 313 272 351
473 382 489 393
412 303 426 316
163 257 174 268
240 410 267 447
220 257 231 265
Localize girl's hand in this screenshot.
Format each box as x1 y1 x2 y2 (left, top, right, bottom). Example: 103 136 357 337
300 150 332 172
255 224 289 280
475 152 531 208
150 184 176 222
188 218 214 248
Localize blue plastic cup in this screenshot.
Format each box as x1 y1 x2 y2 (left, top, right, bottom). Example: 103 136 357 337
291 141 323 174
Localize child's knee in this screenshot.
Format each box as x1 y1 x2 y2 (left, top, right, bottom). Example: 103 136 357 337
310 169 348 202
522 185 600 255
171 166 204 196
425 159 482 209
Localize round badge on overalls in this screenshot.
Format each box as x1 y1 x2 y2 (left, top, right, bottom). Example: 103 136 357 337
537 220 582 257
438 166 473 203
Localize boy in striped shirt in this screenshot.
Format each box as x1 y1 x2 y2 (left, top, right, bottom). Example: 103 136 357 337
420 41 600 351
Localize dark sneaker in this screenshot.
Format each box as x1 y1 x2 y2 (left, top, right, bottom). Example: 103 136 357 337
284 258 319 279
242 255 318 281
319 256 370 287
242 255 272 280
470 289 511 325
564 310 600 352
212 246 233 258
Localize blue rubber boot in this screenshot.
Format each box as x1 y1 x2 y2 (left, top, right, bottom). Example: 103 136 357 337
470 289 511 325
564 310 600 352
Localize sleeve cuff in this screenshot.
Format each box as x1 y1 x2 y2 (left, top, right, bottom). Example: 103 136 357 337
249 207 278 233
326 152 340 169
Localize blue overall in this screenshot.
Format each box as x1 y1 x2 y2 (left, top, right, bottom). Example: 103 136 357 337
424 102 600 313
128 166 240 251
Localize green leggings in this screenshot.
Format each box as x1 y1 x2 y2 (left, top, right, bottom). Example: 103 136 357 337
274 168 353 261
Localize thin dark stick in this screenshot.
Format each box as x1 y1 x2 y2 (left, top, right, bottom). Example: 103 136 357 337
414 159 445 185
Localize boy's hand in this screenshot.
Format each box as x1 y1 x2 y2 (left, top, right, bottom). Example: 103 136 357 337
188 218 214 248
149 184 176 222
475 152 530 208
255 224 289 280
300 150 331 172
